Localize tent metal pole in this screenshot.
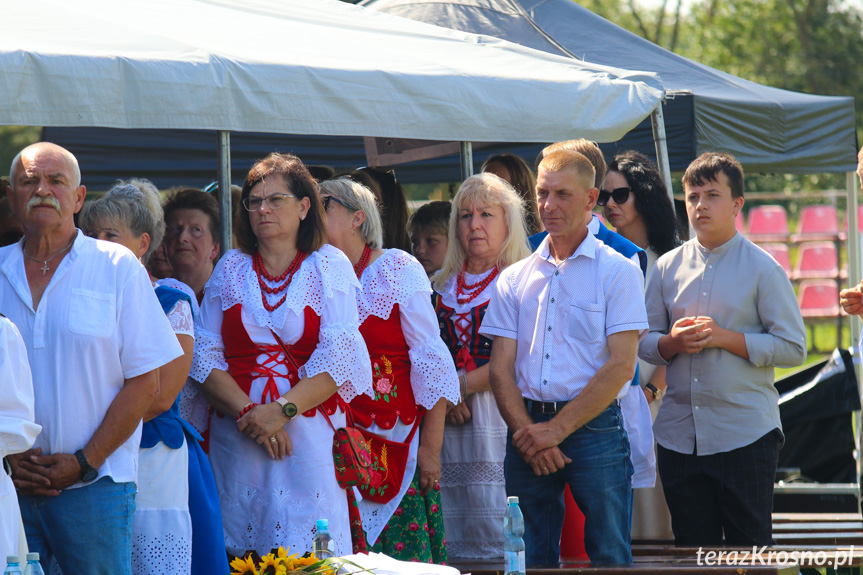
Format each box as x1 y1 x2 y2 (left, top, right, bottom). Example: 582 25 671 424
847 170 861 510
650 101 674 204
217 130 232 257
459 142 473 181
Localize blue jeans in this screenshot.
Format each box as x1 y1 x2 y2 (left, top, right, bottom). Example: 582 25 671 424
505 403 633 566
18 476 136 575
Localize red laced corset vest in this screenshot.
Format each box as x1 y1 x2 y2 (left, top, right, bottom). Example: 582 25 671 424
221 304 342 417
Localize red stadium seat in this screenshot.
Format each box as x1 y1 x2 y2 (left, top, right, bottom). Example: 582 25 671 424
791 205 839 242
791 241 839 281
747 205 789 243
797 279 840 318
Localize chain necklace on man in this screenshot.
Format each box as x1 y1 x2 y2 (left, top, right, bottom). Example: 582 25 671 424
23 237 75 276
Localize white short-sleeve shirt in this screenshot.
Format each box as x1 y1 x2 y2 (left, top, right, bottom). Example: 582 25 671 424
0 231 183 488
480 233 648 401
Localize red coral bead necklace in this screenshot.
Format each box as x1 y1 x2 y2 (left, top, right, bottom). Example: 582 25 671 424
456 263 499 304
354 244 372 279
254 251 306 312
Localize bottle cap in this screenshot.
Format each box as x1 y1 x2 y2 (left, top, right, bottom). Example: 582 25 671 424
6 556 19 564
26 553 40 561
507 496 519 504
316 518 329 531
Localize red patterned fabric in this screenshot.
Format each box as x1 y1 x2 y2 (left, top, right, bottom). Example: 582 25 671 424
221 304 341 416
352 304 420 429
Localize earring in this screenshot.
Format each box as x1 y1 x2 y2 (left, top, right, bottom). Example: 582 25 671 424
300 213 306 221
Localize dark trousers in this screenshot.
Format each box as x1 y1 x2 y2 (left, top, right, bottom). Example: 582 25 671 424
657 428 782 547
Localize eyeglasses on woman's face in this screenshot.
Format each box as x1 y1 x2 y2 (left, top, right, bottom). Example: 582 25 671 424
597 187 631 206
322 195 355 212
242 192 296 211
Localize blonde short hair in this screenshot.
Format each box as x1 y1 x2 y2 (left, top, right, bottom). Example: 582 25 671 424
538 150 596 192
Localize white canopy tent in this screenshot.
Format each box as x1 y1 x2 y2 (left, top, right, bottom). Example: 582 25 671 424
0 0 664 249
0 0 663 142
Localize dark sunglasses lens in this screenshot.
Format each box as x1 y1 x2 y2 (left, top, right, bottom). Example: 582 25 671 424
597 191 611 206
612 188 631 204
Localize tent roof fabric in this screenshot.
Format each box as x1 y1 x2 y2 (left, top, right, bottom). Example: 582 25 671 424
362 0 858 173
0 0 663 144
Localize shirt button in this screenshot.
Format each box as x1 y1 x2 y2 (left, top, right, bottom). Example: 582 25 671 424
702 292 707 296
545 353 550 359
694 378 698 383
551 297 555 303
543 380 548 385
555 270 560 276
547 326 552 331
708 265 713 269
695 406 700 410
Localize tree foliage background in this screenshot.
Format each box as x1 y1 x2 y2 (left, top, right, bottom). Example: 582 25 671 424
576 0 862 191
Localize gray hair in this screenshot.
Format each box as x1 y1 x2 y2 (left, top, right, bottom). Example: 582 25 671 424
10 143 82 188
79 179 165 264
319 177 383 250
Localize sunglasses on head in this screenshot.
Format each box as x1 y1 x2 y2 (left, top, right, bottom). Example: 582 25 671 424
597 187 631 206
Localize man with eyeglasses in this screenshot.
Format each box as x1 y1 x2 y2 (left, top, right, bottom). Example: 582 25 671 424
639 152 805 547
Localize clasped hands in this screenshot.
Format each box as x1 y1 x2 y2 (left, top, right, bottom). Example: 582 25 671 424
8 448 85 496
236 402 293 461
512 420 571 477
666 315 724 356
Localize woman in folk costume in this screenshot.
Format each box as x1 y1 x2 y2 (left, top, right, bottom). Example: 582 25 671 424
190 154 372 558
80 179 229 575
432 173 531 559
320 178 460 563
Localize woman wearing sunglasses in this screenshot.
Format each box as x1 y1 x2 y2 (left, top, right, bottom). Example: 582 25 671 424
601 150 680 542
190 153 372 560
320 177 459 563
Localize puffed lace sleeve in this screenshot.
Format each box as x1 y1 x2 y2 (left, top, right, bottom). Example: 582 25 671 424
189 260 229 384
298 246 373 402
166 299 194 339
0 318 41 459
398 271 461 409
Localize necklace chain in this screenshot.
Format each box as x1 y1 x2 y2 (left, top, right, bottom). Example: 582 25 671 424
23 237 76 276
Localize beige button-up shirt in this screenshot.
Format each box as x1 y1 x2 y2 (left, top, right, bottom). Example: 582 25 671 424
639 233 806 455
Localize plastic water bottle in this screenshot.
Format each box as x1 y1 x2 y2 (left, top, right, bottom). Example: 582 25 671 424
313 518 333 559
22 555 43 575
3 556 23 575
503 496 526 575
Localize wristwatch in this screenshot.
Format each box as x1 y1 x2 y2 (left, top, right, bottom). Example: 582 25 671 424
74 449 98 482
645 383 663 401
275 397 299 420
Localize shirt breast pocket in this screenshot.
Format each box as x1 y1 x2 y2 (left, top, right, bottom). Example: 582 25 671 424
569 300 605 340
69 288 116 338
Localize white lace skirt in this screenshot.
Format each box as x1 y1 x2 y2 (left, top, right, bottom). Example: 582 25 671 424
439 390 507 559
132 440 192 575
209 409 351 557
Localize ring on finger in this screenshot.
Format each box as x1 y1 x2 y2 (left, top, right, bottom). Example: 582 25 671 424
269 437 277 444
248 434 258 440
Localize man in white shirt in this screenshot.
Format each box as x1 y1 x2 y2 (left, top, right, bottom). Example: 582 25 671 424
481 150 648 565
1 143 182 574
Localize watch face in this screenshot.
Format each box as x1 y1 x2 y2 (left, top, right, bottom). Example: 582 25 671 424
283 402 298 419
82 468 98 482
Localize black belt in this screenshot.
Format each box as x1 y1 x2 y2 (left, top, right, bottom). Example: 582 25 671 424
524 398 569 415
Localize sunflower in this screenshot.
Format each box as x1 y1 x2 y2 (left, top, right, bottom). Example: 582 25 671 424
230 554 259 575
259 552 287 575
